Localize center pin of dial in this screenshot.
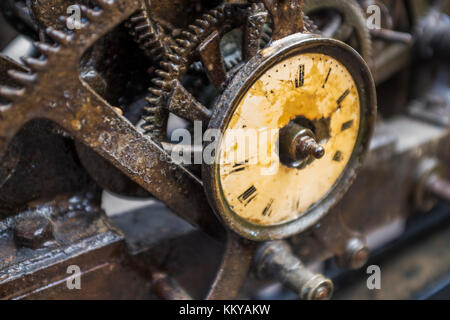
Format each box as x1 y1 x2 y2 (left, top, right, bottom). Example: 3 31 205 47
279 122 325 168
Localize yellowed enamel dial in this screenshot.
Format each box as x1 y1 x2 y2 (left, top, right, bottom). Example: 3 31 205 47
219 52 360 226
203 36 376 240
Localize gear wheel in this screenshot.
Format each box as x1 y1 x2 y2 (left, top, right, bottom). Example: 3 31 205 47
0 0 258 299
140 2 320 145
141 4 242 142
126 1 173 63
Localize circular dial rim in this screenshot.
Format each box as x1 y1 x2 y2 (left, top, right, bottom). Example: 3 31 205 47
218 52 361 227
203 34 376 241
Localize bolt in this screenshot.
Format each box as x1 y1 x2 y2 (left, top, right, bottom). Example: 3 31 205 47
297 136 325 159
255 241 334 300
279 122 325 168
14 216 53 249
313 284 331 300
338 238 370 270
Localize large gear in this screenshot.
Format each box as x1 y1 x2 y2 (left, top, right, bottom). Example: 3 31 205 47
0 0 381 299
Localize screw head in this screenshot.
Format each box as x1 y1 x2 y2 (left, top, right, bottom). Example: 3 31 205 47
313 286 331 300
306 277 334 300
338 238 370 270
14 216 53 249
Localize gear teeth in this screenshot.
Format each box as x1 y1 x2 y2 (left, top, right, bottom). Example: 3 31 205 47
195 19 210 29
149 50 163 60
261 32 271 43
138 31 154 41
46 27 71 45
149 88 164 96
169 44 185 56
80 5 102 20
188 25 204 36
155 70 171 80
130 14 146 23
204 14 218 25
181 31 196 42
145 96 162 105
20 56 47 71
7 70 37 85
127 7 169 63
143 106 161 113
0 86 25 100
135 23 149 32
140 4 232 143
175 38 192 48
151 79 171 90
34 42 59 55
210 9 220 17
160 62 180 74
167 54 181 64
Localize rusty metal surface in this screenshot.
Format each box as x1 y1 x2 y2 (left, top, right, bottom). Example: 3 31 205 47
263 0 304 40
0 191 127 299
0 1 223 239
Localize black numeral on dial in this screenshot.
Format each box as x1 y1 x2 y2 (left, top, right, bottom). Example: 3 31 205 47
238 185 257 206
230 160 249 174
262 199 274 216
337 89 350 108
322 67 332 88
295 64 305 88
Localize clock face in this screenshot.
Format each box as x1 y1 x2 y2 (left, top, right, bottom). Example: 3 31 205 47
217 52 361 226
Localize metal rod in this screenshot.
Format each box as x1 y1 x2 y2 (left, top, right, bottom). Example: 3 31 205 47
255 241 333 300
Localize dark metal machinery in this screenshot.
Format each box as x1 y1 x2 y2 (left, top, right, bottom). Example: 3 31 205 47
0 0 448 300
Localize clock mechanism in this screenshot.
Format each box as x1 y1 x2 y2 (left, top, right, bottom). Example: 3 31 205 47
204 34 376 240
4 0 427 300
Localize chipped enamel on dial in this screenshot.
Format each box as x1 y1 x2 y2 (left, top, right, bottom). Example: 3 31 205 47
218 53 360 226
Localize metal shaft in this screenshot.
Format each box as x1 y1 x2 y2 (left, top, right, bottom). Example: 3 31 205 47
255 241 333 300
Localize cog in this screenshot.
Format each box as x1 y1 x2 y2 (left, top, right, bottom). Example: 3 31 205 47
126 1 173 63
140 2 319 145
141 4 241 142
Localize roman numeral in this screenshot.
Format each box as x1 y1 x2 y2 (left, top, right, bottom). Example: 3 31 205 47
230 160 249 174
337 89 350 108
322 67 332 88
333 151 343 162
238 185 257 206
295 64 305 88
341 120 354 132
262 199 274 216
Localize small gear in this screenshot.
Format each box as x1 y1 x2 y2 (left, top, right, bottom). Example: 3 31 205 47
140 2 318 145
141 4 241 142
126 1 172 63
